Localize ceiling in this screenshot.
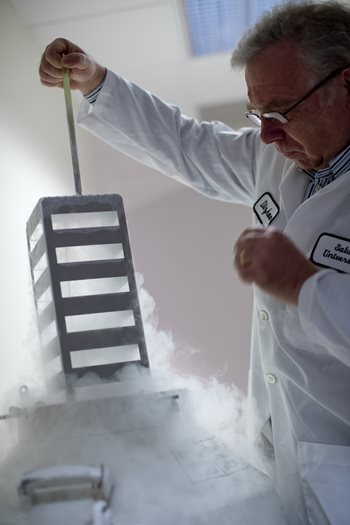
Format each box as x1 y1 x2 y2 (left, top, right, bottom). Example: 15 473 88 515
7 0 248 209
9 0 247 112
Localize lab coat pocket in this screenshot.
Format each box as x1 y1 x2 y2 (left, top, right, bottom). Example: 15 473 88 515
297 441 350 525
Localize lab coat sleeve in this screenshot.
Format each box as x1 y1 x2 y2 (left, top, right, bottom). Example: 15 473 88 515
77 69 260 205
298 269 350 366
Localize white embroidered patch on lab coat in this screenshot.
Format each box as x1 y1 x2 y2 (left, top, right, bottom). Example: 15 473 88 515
311 233 350 273
253 192 279 226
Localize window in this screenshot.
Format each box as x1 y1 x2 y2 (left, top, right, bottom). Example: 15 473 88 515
183 0 295 56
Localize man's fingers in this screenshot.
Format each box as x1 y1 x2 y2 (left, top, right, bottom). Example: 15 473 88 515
61 52 89 70
39 58 63 81
61 53 94 84
39 38 105 94
43 38 71 68
39 48 93 90
233 244 255 284
40 38 88 74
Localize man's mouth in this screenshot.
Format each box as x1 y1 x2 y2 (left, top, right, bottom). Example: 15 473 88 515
275 146 302 158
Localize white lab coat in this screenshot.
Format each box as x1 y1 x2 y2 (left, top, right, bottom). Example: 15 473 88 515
78 70 350 525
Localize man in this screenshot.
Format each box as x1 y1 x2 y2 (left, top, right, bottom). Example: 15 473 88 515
39 1 350 523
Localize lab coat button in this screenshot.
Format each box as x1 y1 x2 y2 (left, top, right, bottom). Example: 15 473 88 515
259 310 269 321
266 373 277 385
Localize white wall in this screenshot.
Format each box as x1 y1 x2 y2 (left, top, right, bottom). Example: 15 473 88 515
78 129 254 392
0 0 253 412
128 188 253 391
0 0 73 407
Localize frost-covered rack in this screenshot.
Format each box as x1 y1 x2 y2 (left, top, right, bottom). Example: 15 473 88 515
26 194 149 394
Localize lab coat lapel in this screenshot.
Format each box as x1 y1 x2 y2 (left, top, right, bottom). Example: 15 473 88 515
282 169 350 254
279 163 310 222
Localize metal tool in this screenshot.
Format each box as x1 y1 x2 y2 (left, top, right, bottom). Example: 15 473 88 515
62 67 82 195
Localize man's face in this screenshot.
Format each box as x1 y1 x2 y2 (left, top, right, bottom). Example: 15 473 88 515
245 39 350 170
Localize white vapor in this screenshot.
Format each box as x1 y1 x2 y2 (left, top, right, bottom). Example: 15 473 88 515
0 275 284 525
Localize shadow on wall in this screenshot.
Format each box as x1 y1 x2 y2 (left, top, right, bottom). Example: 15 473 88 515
127 185 253 393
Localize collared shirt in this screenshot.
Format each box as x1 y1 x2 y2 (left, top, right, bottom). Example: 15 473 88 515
84 81 104 104
303 144 350 199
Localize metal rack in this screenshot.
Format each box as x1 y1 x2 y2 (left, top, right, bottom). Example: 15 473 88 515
26 193 149 393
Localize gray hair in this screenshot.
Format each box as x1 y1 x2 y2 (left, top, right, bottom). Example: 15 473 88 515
231 1 350 76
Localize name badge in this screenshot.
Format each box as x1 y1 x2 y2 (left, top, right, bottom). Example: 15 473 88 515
311 233 350 273
253 192 279 226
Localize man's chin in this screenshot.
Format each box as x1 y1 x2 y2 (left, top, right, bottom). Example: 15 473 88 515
284 152 323 170
294 158 308 169
295 158 326 170
282 151 308 168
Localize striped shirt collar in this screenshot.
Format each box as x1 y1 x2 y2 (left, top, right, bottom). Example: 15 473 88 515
303 144 350 199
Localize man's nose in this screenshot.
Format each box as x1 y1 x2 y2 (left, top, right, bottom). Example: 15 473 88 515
260 117 285 144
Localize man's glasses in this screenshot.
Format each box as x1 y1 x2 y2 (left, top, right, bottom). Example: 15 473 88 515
245 66 346 127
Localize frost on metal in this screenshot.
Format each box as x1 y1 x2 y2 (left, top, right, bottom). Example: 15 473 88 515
26 194 149 395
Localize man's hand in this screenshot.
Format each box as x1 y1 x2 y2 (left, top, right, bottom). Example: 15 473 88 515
233 227 318 304
39 38 106 95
